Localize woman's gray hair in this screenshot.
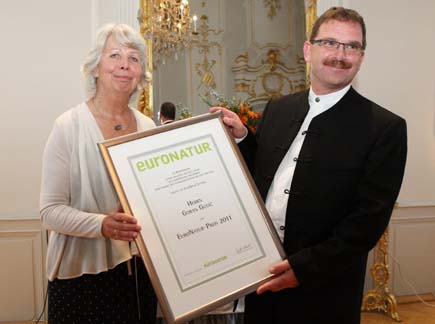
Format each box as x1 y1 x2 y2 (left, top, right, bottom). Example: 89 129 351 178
81 23 151 102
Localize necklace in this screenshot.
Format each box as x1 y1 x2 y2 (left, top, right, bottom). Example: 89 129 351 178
114 124 124 131
91 99 133 131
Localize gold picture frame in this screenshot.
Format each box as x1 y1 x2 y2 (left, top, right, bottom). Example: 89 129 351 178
98 112 286 323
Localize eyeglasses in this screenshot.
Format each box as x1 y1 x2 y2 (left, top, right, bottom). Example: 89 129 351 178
311 39 363 54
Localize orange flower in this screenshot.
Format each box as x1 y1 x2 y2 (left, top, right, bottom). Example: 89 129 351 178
240 115 248 124
202 88 262 133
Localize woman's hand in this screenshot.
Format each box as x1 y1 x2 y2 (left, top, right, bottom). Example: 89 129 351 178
101 204 141 241
209 107 248 139
256 260 300 294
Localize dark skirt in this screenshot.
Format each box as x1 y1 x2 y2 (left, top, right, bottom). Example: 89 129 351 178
48 257 157 324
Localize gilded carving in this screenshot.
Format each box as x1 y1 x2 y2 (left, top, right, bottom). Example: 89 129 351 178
263 0 282 20
361 228 401 322
137 0 154 117
188 15 223 99
232 49 306 106
305 0 317 85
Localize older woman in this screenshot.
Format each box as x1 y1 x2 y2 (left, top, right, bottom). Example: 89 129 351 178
40 23 157 323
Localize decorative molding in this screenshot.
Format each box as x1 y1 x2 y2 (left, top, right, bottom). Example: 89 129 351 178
391 215 435 224
389 212 435 297
263 0 282 20
138 0 154 117
396 201 435 208
396 293 435 304
248 0 293 49
0 219 46 322
232 49 306 106
187 0 224 113
188 15 223 99
0 212 39 219
391 205 435 222
305 0 317 84
0 218 43 229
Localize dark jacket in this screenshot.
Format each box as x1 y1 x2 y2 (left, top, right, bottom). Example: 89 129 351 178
240 87 407 324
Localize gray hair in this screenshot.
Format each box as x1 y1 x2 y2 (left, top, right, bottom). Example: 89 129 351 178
81 23 151 101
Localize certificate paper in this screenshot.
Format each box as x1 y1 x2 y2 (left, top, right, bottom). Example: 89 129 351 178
99 112 285 324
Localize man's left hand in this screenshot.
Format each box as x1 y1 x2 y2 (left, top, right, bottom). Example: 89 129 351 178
257 260 300 294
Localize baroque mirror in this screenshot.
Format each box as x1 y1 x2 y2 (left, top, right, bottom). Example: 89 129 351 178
138 0 316 119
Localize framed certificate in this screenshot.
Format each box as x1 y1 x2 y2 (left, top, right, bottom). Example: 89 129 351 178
98 111 286 324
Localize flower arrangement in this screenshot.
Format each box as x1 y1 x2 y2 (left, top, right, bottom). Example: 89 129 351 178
201 88 262 133
175 103 193 120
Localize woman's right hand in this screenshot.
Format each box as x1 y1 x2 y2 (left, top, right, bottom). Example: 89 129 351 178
101 205 141 241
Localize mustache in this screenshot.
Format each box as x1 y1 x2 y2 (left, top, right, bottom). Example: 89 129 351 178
324 58 352 69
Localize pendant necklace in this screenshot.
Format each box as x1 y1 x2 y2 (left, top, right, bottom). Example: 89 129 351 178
92 99 132 131
114 124 124 131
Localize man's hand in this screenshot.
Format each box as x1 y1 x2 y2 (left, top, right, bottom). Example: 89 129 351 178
257 260 300 294
209 106 248 139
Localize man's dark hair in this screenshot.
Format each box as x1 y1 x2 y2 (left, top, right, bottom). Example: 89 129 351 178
160 102 176 120
310 7 367 50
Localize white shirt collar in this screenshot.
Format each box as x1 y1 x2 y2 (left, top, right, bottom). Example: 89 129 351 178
308 85 351 109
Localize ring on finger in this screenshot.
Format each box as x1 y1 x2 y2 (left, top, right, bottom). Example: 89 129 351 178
113 228 118 238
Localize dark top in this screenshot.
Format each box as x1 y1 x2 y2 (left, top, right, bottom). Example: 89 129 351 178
239 87 407 324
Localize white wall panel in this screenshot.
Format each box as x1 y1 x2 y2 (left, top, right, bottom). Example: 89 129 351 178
390 207 435 296
0 219 46 322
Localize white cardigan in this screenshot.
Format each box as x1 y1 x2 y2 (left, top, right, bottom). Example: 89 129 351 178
40 102 155 280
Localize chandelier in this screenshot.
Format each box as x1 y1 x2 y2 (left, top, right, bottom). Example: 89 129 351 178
139 0 195 65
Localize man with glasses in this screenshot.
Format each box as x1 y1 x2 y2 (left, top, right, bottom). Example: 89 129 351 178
212 7 407 324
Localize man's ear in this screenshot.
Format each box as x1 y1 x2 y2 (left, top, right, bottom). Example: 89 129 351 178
303 41 312 64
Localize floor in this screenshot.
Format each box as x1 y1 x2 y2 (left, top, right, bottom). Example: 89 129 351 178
4 301 435 324
361 301 435 324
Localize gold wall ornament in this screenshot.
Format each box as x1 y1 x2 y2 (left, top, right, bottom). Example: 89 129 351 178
232 49 306 106
263 0 281 20
137 85 153 117
137 0 154 117
304 0 317 87
188 14 223 99
361 227 401 322
137 0 194 116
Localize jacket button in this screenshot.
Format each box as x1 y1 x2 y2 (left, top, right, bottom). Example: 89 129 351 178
280 226 285 230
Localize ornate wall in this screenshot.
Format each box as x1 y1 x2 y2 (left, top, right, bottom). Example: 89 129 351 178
153 0 307 115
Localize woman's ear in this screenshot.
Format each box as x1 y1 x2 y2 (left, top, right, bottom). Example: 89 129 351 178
92 67 99 78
